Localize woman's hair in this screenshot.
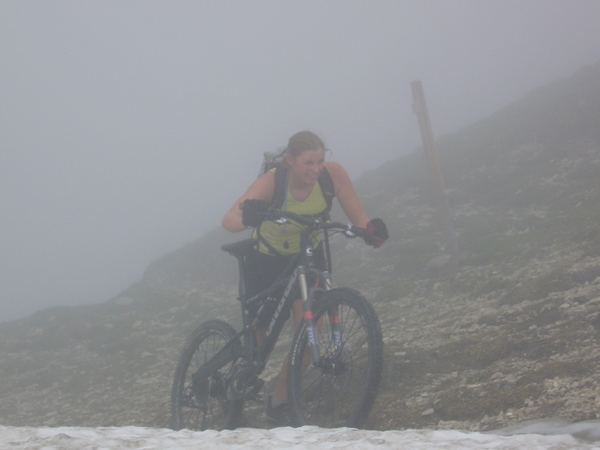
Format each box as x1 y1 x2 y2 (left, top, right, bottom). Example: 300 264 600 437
285 130 325 158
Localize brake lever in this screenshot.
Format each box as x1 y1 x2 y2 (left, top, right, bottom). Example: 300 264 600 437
343 224 359 238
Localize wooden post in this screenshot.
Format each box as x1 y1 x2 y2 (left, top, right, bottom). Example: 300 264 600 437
411 80 459 258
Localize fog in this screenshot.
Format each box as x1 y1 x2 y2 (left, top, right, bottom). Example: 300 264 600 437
1 0 599 322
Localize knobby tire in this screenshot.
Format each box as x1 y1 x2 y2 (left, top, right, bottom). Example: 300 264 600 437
287 287 384 428
170 320 243 431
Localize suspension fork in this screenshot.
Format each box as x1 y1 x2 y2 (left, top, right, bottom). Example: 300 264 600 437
317 273 343 350
299 268 342 364
298 267 320 364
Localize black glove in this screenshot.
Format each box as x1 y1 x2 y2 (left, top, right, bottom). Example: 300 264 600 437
240 199 270 228
363 218 389 248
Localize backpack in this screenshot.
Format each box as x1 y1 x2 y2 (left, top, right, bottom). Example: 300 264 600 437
258 150 335 216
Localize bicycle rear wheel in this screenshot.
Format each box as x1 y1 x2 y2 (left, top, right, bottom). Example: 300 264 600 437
287 287 383 428
170 319 243 430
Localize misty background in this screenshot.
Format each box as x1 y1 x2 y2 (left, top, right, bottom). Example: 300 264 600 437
1 1 599 323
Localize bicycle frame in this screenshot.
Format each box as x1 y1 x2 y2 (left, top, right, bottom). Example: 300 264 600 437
192 224 332 384
193 207 368 392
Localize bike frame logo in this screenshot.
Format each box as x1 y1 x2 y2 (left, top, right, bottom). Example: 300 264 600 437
267 271 298 336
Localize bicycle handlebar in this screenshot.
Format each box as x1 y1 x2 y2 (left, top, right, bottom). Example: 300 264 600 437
261 208 366 238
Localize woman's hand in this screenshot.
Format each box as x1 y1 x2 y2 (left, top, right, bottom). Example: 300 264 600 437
240 199 270 228
363 218 389 248
222 171 275 232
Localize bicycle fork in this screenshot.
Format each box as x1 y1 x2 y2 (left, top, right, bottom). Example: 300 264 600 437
299 268 342 365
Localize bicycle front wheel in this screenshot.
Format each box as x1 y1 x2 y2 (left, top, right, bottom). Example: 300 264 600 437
287 287 383 428
170 319 243 431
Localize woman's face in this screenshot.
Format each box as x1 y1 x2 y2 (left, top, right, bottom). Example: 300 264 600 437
287 148 325 185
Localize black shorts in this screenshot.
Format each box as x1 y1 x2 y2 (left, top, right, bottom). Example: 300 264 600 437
243 250 295 328
243 245 327 298
243 246 327 328
243 250 294 299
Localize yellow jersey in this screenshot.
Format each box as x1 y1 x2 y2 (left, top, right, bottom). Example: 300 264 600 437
254 178 327 255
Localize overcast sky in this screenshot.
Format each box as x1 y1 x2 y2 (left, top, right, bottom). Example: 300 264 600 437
1 0 599 322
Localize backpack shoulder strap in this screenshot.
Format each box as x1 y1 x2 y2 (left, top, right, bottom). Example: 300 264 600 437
318 167 335 213
270 164 287 209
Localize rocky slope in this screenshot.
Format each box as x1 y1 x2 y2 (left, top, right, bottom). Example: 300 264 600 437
1 62 600 432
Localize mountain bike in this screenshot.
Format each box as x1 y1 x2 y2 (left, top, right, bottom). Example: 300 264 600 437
170 209 384 431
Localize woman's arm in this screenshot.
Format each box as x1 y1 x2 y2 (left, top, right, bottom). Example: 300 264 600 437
325 161 370 229
221 171 275 232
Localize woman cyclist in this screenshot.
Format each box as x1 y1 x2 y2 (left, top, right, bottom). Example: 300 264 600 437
222 130 388 423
